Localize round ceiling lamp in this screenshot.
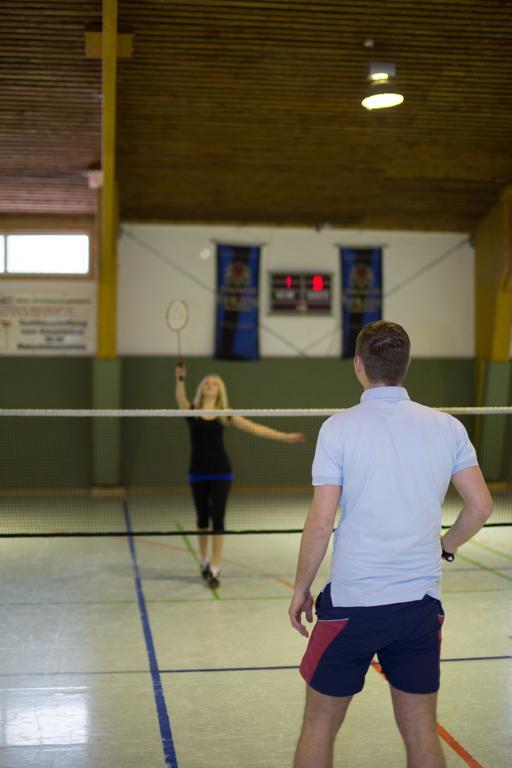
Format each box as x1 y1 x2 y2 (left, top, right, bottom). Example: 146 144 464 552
361 61 404 111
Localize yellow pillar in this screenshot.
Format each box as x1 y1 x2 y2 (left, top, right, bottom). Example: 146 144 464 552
98 0 118 359
475 186 512 368
474 187 512 480
92 0 121 487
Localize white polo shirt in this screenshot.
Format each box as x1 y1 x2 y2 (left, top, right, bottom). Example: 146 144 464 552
312 386 478 607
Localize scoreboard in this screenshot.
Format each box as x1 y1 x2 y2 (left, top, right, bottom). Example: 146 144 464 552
269 272 332 314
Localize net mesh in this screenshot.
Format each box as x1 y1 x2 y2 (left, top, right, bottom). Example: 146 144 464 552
0 408 510 536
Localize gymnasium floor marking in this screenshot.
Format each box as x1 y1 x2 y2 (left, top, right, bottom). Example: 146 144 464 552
0 587 509 609
124 504 178 768
175 521 295 593
370 662 485 768
468 539 512 561
158 656 512 673
456 552 512 582
0 654 509 680
436 725 484 768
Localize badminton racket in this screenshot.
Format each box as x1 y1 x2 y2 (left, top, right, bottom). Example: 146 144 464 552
166 299 189 366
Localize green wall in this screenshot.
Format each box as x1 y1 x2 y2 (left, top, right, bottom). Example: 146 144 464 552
122 356 476 487
0 356 478 488
122 356 476 410
0 357 91 488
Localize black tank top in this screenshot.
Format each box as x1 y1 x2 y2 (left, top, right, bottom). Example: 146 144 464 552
186 408 232 474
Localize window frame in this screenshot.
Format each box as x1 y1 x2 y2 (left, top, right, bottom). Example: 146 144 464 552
0 215 96 280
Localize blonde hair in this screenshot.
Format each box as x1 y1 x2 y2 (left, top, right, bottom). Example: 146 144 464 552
193 374 230 424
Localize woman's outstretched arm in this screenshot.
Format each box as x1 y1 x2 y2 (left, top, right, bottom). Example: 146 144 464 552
232 415 304 443
175 364 191 409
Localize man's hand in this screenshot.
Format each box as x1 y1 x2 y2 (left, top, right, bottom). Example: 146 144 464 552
288 485 340 638
440 535 457 558
288 589 314 637
443 466 493 553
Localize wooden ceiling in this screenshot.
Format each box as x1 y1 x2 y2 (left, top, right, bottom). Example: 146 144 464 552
2 1 512 231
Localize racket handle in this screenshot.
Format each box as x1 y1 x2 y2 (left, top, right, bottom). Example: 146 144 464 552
177 330 183 369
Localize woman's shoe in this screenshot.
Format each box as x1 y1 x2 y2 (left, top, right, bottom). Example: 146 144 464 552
200 563 211 581
208 571 220 589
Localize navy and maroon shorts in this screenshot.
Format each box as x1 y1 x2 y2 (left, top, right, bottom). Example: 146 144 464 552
300 583 445 697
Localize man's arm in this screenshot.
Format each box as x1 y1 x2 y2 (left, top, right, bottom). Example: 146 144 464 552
288 484 341 637
442 466 493 555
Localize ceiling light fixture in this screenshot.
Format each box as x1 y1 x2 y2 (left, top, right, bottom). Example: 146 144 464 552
361 61 404 111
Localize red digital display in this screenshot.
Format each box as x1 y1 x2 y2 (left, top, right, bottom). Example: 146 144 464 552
285 275 292 289
312 274 323 292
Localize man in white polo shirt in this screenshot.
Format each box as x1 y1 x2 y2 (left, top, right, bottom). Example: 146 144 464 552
289 320 493 768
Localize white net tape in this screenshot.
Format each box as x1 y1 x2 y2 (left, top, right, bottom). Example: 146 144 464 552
0 407 511 417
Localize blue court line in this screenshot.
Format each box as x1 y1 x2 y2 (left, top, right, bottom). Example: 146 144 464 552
0 655 510 680
441 655 512 663
124 502 178 768
157 655 512 674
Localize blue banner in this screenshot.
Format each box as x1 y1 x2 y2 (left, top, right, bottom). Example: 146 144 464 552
215 244 260 360
340 248 382 358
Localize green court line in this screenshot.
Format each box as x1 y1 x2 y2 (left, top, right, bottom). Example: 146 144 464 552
456 551 512 583
443 587 511 593
3 587 511 609
176 521 220 601
0 600 135 606
149 595 289 603
469 539 512 562
0 595 290 607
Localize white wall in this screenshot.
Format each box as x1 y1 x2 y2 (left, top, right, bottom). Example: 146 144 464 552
118 223 474 358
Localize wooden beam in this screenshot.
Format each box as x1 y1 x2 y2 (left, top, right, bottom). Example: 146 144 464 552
98 0 118 360
84 31 133 59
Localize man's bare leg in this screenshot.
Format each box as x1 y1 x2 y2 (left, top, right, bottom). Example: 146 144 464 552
294 685 352 768
390 686 446 768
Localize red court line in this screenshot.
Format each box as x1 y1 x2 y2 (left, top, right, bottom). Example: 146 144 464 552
436 724 484 768
113 535 187 554
221 554 295 589
124 535 295 589
370 663 484 767
132 537 188 554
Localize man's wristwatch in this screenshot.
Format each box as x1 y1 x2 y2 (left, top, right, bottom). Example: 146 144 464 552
441 549 455 562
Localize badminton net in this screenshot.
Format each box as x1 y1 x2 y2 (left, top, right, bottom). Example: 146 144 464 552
0 407 510 536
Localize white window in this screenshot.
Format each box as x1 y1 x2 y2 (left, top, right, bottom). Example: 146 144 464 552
1 234 90 275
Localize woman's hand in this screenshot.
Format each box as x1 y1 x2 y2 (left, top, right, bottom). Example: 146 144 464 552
285 432 305 443
175 364 186 382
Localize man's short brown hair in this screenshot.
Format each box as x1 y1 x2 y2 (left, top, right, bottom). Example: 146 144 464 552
355 321 411 385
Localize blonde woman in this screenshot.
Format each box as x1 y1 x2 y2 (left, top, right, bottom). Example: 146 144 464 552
175 364 304 588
